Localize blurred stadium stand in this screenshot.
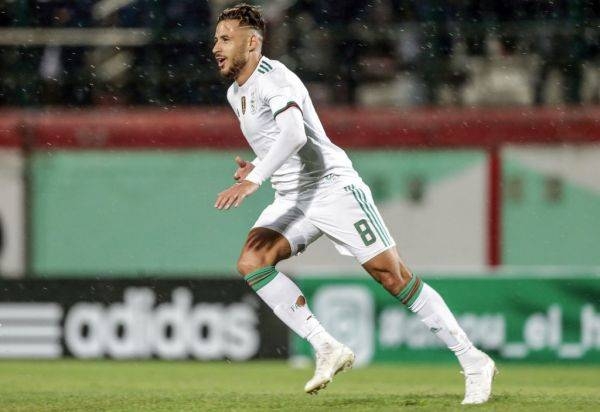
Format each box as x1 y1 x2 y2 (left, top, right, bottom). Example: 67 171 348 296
0 0 599 107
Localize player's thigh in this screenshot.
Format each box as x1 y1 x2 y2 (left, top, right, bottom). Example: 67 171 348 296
244 198 322 260
307 181 396 265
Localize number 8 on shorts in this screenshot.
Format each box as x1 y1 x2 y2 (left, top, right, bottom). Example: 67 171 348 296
354 219 376 246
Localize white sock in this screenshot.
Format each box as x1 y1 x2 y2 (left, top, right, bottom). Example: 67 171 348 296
398 277 481 370
245 267 335 352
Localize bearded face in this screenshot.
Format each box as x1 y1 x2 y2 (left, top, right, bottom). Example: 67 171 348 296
221 48 247 80
213 20 254 80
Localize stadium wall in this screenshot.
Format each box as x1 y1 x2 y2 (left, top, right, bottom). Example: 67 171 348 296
2 107 599 276
17 145 600 276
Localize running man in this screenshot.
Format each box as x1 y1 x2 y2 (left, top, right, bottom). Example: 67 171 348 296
212 3 497 404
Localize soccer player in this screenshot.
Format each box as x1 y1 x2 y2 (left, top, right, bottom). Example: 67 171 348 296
213 3 497 404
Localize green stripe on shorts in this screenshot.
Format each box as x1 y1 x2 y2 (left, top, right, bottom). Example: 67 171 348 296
347 185 390 247
355 188 393 246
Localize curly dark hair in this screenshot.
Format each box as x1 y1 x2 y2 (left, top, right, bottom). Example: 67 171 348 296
217 3 265 35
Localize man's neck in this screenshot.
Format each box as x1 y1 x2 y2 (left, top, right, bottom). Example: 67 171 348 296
235 53 262 86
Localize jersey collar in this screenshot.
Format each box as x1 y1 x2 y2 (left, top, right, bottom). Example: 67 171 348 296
236 56 267 89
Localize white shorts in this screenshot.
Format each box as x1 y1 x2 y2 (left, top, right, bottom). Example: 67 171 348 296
253 177 395 264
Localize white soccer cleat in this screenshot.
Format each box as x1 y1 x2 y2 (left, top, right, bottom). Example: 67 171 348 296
304 343 355 394
461 352 498 405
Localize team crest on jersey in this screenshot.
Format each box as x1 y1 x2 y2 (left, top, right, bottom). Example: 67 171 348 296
241 96 246 115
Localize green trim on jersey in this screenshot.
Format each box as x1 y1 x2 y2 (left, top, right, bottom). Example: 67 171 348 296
273 101 302 119
244 266 278 291
258 60 273 74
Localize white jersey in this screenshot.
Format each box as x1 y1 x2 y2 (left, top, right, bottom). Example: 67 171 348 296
226 56 358 196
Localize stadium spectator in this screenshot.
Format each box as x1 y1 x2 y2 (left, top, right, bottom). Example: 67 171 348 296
0 0 599 106
533 30 586 105
0 2 17 26
308 0 369 104
37 4 91 105
32 0 92 27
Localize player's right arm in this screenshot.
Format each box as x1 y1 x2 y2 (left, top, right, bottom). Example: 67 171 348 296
216 107 306 210
244 107 306 185
244 71 307 186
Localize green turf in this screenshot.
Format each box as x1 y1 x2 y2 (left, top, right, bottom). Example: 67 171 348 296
0 360 598 411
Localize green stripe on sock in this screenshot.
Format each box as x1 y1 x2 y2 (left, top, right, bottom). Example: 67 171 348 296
244 266 273 281
396 276 417 301
396 276 423 306
405 279 424 308
356 188 392 246
349 186 389 247
244 266 278 291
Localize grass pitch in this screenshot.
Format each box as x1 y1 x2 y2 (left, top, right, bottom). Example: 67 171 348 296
0 360 598 411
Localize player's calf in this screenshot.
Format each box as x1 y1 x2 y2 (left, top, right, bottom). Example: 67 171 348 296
243 264 354 394
365 248 497 404
363 249 412 296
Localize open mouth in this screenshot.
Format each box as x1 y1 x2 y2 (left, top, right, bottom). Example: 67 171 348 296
216 56 226 70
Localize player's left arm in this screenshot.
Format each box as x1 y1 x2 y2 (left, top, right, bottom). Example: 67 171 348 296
214 108 306 210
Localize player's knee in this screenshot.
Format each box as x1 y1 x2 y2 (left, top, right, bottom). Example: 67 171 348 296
236 257 256 276
236 253 271 277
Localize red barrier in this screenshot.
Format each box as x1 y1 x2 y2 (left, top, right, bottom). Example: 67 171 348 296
2 107 600 150
26 109 245 150
0 112 22 148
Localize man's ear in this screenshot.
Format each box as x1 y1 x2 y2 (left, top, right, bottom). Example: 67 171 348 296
248 33 260 52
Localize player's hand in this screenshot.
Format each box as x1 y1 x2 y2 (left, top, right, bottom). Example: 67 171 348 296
215 180 259 210
233 156 254 181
